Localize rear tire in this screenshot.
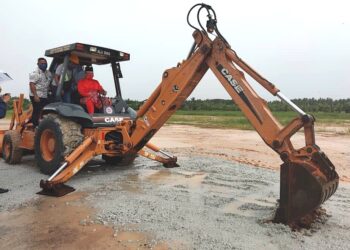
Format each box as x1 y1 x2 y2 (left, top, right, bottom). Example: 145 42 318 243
35 114 83 175
2 130 22 164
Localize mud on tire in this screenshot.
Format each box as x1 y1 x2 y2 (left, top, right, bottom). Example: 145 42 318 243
34 114 83 175
2 130 23 164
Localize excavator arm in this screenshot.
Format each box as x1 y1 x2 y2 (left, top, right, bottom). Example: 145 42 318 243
40 3 338 226
206 37 338 225
125 4 338 225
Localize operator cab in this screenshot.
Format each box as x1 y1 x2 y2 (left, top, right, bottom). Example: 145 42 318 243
44 43 137 127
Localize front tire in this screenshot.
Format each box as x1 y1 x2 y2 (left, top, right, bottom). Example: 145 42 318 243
35 114 83 175
2 130 22 164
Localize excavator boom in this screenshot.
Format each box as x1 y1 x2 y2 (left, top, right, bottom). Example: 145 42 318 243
40 3 339 226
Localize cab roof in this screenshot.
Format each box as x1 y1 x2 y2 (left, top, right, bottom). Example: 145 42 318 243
45 43 130 65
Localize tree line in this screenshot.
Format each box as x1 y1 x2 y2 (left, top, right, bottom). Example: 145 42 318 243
126 98 350 113
6 96 350 113
6 97 31 110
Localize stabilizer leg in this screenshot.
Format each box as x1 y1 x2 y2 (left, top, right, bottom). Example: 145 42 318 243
38 137 95 197
37 181 75 197
138 143 179 168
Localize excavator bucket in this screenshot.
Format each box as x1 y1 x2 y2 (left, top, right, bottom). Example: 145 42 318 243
274 152 339 227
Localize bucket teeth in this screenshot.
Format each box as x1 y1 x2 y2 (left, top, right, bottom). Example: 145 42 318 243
312 151 337 180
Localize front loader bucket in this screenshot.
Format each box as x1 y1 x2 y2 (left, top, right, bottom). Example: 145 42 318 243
37 180 75 197
274 152 339 226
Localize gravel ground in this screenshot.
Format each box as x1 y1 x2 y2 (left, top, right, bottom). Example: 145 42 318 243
1 153 350 249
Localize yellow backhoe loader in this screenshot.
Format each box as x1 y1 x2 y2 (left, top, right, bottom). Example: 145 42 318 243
0 4 338 227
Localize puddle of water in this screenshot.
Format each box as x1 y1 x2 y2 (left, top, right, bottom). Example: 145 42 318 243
112 230 169 249
146 169 172 182
121 169 207 193
0 192 169 250
118 182 143 194
143 169 207 189
127 173 140 182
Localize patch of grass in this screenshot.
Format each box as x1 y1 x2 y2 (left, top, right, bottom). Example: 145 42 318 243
169 114 253 130
5 110 13 119
168 110 350 131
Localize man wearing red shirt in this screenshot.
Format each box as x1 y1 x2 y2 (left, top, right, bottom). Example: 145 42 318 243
77 66 107 114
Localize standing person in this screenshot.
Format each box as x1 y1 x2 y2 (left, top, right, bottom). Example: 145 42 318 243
29 57 52 127
54 54 83 103
77 66 108 114
0 93 11 118
0 92 11 193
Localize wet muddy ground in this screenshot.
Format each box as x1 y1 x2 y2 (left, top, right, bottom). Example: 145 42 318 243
0 190 169 250
1 125 350 249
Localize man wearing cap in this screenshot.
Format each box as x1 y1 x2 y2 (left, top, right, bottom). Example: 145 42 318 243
78 66 108 114
54 54 84 103
29 57 52 127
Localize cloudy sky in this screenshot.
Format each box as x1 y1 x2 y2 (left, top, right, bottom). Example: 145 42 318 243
0 0 349 101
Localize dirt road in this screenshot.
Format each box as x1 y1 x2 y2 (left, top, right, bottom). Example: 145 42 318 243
151 125 350 182
0 125 349 249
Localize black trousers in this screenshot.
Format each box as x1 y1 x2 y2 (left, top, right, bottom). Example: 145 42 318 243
30 96 48 127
